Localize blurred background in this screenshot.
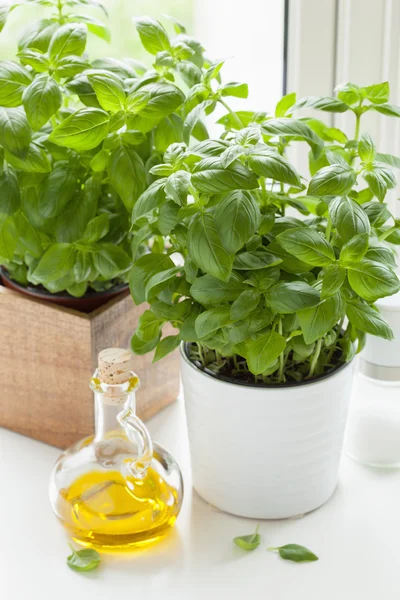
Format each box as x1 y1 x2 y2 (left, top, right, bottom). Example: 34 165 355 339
1 0 399 215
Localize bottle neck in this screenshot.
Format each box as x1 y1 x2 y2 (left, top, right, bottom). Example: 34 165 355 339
90 372 140 441
94 391 136 441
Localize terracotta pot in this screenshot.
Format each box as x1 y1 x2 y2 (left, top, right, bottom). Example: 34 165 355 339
0 268 129 313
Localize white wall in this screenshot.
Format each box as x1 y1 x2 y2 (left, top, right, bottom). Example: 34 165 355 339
194 0 285 114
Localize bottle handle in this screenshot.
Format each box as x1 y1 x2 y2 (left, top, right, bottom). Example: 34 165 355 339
117 408 153 477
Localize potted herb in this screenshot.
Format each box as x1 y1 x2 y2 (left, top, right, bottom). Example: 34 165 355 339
129 72 400 517
0 2 208 311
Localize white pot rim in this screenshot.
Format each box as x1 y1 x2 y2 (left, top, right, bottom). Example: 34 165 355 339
180 341 354 391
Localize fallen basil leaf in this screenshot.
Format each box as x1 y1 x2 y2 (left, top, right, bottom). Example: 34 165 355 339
233 525 261 551
67 545 101 572
269 543 318 562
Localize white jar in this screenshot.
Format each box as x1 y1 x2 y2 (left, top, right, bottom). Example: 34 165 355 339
346 372 400 468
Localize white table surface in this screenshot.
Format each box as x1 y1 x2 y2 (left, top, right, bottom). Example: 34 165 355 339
1 393 400 600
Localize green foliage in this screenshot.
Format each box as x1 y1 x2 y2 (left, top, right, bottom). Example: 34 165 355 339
0 6 398 384
127 65 400 384
0 2 212 295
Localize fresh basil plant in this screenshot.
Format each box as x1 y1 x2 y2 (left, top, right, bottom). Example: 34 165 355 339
129 69 400 382
0 2 213 296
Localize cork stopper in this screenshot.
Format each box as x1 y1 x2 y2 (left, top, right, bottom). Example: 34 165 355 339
98 348 135 384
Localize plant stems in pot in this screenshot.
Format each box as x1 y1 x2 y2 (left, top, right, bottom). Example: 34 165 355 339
0 3 210 310
127 50 400 518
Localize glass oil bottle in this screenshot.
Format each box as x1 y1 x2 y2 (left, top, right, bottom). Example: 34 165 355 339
49 348 183 550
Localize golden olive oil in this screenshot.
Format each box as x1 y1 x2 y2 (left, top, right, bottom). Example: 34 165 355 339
58 467 180 550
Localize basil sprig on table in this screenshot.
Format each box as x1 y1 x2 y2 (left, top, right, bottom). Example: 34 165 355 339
0 4 234 296
232 529 318 563
268 544 319 563
129 77 400 383
233 525 261 551
67 545 100 572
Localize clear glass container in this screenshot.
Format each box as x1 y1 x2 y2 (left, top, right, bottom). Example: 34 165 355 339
49 350 183 550
346 366 400 468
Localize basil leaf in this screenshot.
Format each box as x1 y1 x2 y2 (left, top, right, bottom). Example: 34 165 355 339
0 107 31 157
192 157 259 193
265 281 320 314
32 243 76 284
364 82 389 104
246 329 286 375
190 273 245 304
363 164 396 202
134 82 184 120
358 133 376 163
23 74 62 130
0 3 8 33
108 145 146 211
92 244 131 279
262 118 323 157
165 170 190 205
40 162 79 218
145 266 181 299
157 200 180 235
87 71 126 113
269 544 318 563
248 148 302 187
230 289 261 320
136 310 163 342
132 178 166 223
298 292 344 344
321 263 346 298
371 103 400 117
5 142 51 173
233 250 282 270
187 212 233 282
134 17 171 55
374 152 400 169
129 253 175 304
347 301 394 340
233 526 261 551
275 92 296 117
339 233 369 265
347 259 400 302
277 228 335 267
153 335 181 362
293 96 349 113
67 14 111 43
0 60 32 107
220 81 248 98
18 19 59 53
17 49 50 73
363 201 392 227
329 196 371 242
0 168 20 214
49 108 110 151
308 164 356 196
214 190 260 254
49 23 87 62
267 241 313 274
131 332 160 355
365 244 396 268
67 547 100 572
220 145 246 168
81 214 109 243
54 55 91 78
195 306 232 338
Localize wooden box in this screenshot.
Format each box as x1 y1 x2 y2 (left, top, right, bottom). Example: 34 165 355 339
0 285 180 448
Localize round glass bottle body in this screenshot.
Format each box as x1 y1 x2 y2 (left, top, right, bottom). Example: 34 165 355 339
49 373 183 549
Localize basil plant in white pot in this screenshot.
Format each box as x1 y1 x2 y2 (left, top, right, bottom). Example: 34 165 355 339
128 19 400 519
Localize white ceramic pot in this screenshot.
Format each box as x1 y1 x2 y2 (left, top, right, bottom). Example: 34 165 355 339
181 344 355 519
